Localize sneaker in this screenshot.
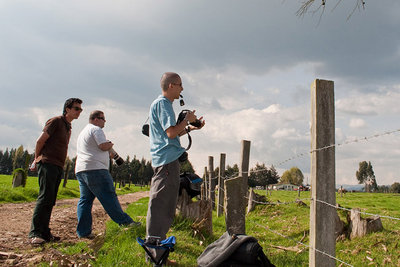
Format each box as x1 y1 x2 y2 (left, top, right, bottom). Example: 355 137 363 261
30 236 46 245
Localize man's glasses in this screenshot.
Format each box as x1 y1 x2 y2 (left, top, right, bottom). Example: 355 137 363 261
97 117 105 121
172 83 182 87
72 107 83 112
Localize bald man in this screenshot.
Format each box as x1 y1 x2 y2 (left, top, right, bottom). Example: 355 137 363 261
145 72 205 263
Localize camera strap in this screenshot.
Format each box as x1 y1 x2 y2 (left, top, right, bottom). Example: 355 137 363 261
185 128 192 151
142 117 192 151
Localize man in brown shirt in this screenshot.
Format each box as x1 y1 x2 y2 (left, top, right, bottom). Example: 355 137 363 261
29 98 83 245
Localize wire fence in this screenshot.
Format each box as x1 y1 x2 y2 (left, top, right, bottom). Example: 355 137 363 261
201 127 400 266
254 223 354 267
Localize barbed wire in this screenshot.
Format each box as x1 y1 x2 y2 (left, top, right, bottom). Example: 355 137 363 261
314 198 400 221
203 128 400 181
245 196 312 206
255 223 353 267
237 128 400 175
311 128 400 153
205 184 400 222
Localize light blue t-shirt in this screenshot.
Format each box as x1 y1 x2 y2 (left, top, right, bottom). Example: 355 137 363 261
149 95 185 167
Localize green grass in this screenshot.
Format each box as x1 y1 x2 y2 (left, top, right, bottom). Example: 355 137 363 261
3 177 399 266
0 174 148 203
89 190 400 266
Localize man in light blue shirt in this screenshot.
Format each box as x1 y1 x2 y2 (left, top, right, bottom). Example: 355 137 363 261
145 72 205 264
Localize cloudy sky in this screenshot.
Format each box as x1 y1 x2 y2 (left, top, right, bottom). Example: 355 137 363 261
1 0 399 186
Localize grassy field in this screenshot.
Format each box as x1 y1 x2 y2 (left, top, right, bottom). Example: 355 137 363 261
48 190 400 266
0 174 148 203
2 176 399 266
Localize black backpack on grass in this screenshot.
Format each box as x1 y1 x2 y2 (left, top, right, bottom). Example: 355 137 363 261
197 232 275 267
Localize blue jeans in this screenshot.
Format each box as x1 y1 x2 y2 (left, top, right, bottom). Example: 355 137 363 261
76 169 133 237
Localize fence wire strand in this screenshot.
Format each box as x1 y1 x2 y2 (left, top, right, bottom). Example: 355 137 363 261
198 128 400 266
255 223 354 267
314 198 400 221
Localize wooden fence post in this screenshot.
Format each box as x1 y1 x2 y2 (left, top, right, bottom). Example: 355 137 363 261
203 166 208 200
224 140 251 234
208 156 215 209
239 140 251 195
224 176 245 234
217 153 226 217
309 79 336 267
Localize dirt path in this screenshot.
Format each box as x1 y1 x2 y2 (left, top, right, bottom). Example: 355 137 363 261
0 191 149 266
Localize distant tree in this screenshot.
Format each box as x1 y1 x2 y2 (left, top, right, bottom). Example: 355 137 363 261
129 156 141 184
64 156 77 180
248 163 280 187
280 167 304 186
0 149 13 174
143 160 153 184
376 185 390 193
269 165 280 184
225 164 239 179
356 161 378 192
390 182 400 193
12 145 25 170
180 159 195 174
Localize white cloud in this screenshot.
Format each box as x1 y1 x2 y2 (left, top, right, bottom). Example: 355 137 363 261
349 118 366 129
272 128 296 139
263 104 281 114
1 0 400 186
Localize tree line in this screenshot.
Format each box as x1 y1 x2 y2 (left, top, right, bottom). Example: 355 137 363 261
0 146 165 186
2 146 399 193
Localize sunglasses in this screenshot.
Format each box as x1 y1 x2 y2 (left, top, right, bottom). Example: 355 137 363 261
97 117 105 121
72 107 83 112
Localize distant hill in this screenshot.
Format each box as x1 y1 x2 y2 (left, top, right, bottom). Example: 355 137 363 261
336 184 364 192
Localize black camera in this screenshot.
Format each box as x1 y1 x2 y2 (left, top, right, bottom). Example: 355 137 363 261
110 148 124 166
177 110 202 128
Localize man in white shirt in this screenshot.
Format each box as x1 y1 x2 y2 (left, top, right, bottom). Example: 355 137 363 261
75 110 139 238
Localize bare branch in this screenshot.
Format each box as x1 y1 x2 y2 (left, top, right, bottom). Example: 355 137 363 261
296 0 366 20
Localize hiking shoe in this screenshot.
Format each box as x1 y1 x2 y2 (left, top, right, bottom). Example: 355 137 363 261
48 234 61 242
30 236 46 245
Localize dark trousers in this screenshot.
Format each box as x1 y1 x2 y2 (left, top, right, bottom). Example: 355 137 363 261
145 159 180 262
29 162 63 240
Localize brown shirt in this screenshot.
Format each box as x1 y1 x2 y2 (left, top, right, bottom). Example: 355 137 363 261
37 116 71 167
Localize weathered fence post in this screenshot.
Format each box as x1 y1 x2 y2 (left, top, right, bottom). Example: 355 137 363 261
224 176 245 234
208 156 215 209
239 140 251 195
203 166 208 200
309 79 336 267
225 140 250 234
217 153 226 217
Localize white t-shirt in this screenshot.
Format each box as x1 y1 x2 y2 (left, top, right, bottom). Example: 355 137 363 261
75 123 110 173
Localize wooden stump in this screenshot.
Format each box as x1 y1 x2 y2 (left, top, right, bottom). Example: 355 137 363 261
334 210 345 239
349 208 383 239
247 188 268 214
176 189 212 235
12 170 24 188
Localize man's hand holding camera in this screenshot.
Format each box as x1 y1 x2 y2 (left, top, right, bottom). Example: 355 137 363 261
184 110 205 131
